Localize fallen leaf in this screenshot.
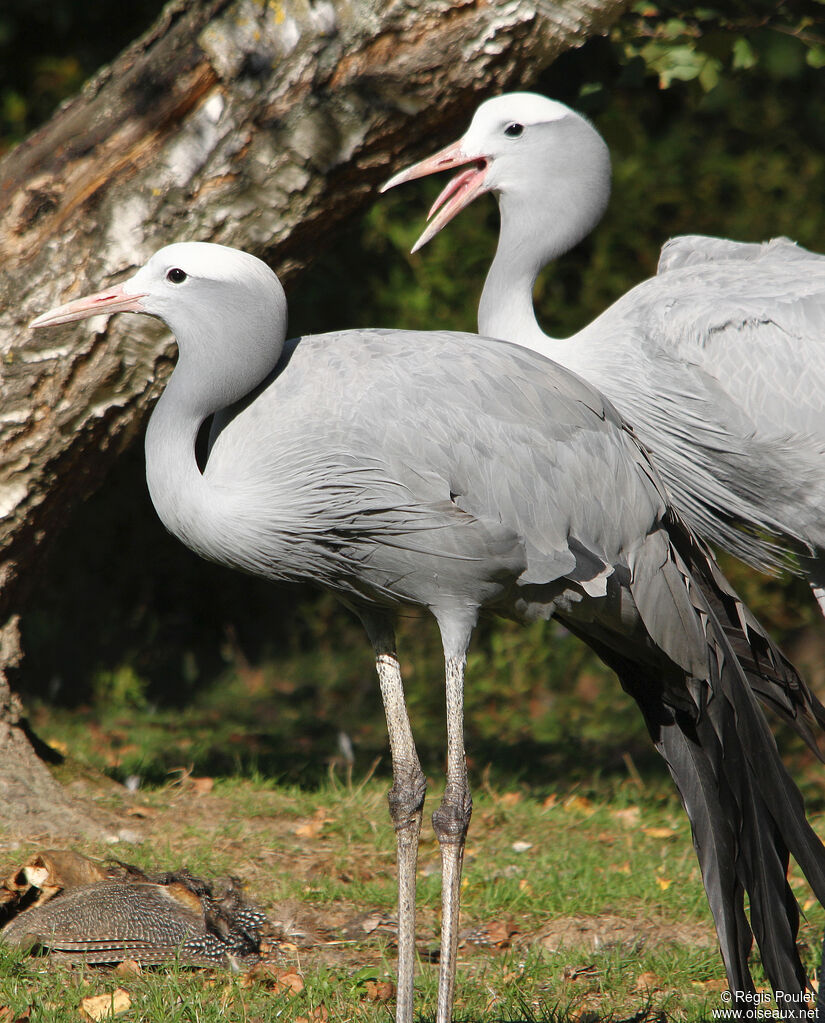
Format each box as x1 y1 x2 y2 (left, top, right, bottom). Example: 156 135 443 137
511 841 532 854
365 980 395 1002
612 861 631 875
636 971 662 991
114 960 142 977
655 877 672 891
191 777 214 796
276 971 305 996
693 979 727 992
79 989 131 1021
0 1008 30 1023
498 792 522 807
612 807 641 827
293 819 324 839
125 806 155 818
643 826 674 839
542 794 558 810
564 795 595 815
485 919 518 947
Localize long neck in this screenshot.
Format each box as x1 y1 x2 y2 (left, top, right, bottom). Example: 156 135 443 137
143 295 286 562
144 358 219 560
478 196 557 355
478 129 611 357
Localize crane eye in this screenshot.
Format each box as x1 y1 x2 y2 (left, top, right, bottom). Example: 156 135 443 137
166 268 187 284
504 122 524 138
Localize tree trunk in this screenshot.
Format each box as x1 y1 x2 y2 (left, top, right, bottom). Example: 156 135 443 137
0 0 627 835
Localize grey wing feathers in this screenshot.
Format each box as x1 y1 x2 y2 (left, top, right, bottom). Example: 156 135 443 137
208 330 670 607
657 235 820 273
664 511 825 754
578 244 825 571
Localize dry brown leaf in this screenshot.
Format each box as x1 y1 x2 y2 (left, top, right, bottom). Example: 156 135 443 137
612 807 641 827
276 971 305 996
114 959 142 977
498 792 522 807
79 989 131 1021
485 919 517 947
693 979 727 992
248 962 299 991
655 877 672 891
643 826 675 839
365 980 395 1002
0 1008 30 1023
542 794 558 810
293 820 323 839
563 795 595 815
635 971 662 992
125 805 155 818
191 777 214 796
294 1008 329 1023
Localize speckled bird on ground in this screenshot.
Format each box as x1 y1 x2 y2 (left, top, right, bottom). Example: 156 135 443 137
31 242 825 1022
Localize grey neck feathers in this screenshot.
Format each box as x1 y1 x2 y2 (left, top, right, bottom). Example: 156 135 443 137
144 314 284 559
478 124 611 356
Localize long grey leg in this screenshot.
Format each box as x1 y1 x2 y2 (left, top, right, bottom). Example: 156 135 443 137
362 615 426 1023
432 652 472 1023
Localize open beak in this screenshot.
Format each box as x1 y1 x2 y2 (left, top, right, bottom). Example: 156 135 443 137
29 282 147 329
381 139 490 253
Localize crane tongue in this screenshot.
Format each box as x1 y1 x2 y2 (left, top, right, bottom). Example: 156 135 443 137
412 161 489 253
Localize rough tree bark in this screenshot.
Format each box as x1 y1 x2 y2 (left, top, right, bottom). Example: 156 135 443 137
0 0 627 836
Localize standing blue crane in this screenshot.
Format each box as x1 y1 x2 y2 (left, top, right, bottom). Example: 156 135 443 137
31 242 825 1023
382 92 825 617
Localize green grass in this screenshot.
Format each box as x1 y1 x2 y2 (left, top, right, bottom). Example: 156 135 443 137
11 589 825 1022
1 774 823 1022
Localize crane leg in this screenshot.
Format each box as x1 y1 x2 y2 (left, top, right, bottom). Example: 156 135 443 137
370 627 426 1023
432 653 472 1023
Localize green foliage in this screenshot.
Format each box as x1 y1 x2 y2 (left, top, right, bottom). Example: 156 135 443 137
615 1 825 90
0 778 822 1020
0 0 163 151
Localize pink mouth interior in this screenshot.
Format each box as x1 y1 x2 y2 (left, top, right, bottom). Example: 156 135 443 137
428 160 488 221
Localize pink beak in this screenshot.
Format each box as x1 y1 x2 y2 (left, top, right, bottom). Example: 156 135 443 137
381 139 490 253
29 282 147 330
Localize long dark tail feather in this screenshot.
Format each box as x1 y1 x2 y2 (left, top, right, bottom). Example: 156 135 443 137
567 535 825 1016
664 509 825 757
654 715 754 995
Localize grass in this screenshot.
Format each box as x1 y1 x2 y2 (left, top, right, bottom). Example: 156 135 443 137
1 769 823 1022
8 594 825 1021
